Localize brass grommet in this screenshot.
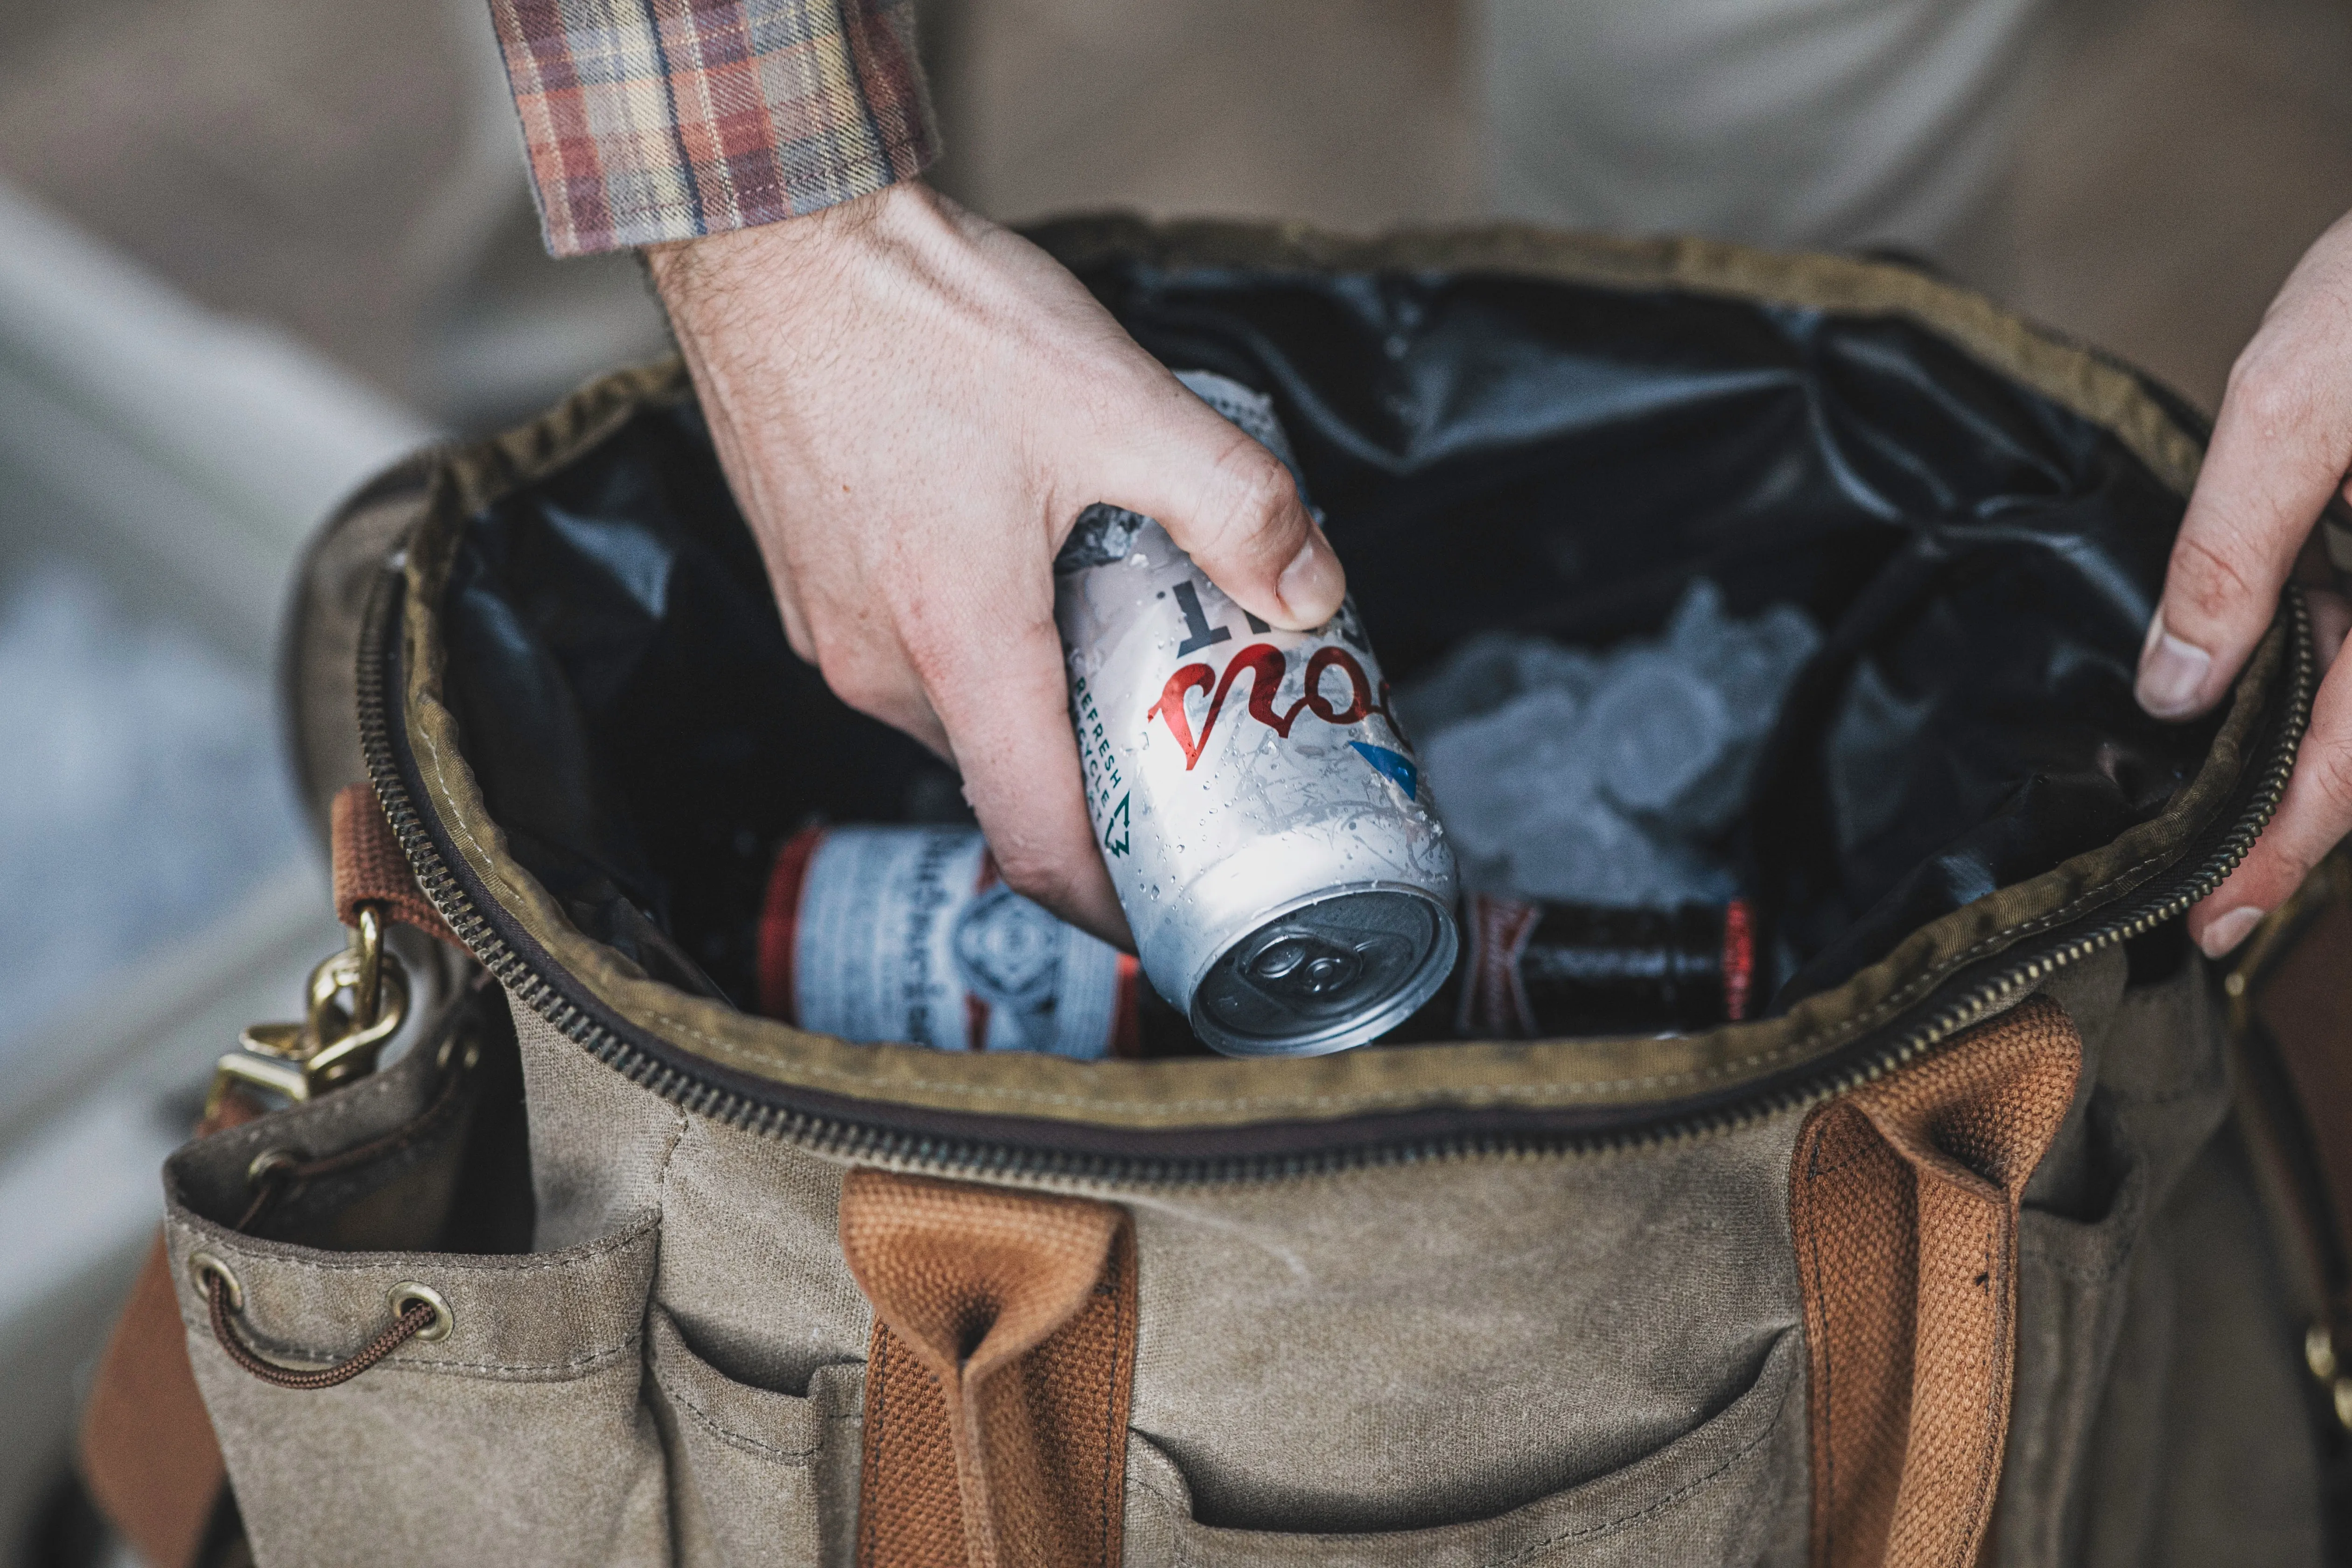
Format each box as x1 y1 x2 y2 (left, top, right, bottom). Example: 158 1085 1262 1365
189 1251 242 1312
389 1282 453 1343
246 1148 301 1189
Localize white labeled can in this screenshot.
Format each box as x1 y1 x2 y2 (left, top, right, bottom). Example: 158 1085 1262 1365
757 826 1141 1058
1053 370 1458 1057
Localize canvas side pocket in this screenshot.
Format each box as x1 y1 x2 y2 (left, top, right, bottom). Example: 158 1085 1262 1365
167 1209 665 1568
1120 1330 1804 1568
647 1305 865 1568
1990 1094 2146 1567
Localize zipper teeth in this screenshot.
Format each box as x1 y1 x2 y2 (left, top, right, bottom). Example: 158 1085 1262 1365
359 575 2313 1185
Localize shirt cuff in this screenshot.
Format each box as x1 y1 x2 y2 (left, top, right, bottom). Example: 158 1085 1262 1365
489 0 940 258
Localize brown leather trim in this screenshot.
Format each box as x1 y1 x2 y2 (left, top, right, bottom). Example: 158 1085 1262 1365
1790 995 2082 1568
844 1170 1137 1568
331 781 457 945
77 1091 267 1568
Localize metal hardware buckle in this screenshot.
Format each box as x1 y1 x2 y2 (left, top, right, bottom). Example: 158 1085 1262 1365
207 903 410 1119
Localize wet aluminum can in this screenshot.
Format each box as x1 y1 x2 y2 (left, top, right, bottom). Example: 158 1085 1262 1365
1053 371 1458 1057
756 826 1142 1059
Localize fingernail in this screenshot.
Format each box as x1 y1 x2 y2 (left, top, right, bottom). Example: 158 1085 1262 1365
2136 615 2214 718
2198 905 2265 959
1278 533 1344 622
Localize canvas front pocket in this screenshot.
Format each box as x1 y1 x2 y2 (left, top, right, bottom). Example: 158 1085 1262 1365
1120 1330 1806 1568
646 1305 865 1568
166 1209 666 1568
1992 1097 2148 1566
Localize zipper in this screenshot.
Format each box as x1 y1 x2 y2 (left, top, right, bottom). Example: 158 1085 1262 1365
358 568 2314 1185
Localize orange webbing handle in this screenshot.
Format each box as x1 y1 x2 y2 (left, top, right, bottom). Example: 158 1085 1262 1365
842 1170 1138 1568
1790 995 2083 1568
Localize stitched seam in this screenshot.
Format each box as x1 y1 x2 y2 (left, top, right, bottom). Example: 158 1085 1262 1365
1478 1370 1791 1566
1147 1358 1793 1567
196 1329 642 1380
1131 1471 1185 1568
166 1212 660 1275
2014 1252 2132 1285
651 1098 689 1242
1797 1121 1840 1568
1955 1204 2009 1567
860 1326 889 1568
1094 1231 1134 1567
651 1359 825 1463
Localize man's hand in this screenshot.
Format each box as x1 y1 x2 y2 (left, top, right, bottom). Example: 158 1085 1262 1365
648 183 1344 946
2138 208 2352 957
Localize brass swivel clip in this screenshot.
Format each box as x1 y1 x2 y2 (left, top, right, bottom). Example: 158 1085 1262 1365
208 903 410 1119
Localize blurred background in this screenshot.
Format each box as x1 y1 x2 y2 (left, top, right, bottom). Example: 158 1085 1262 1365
0 0 2345 1560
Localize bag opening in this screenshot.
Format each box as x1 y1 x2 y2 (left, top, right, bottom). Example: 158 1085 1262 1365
433 250 2214 1041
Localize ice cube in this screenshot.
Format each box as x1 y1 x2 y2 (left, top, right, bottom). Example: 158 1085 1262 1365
1504 793 1733 907
1419 686 1588 861
1399 576 1820 910
1509 639 1603 704
1716 606 1821 733
1582 650 1729 818
1503 799 1657 904
1666 577 1728 658
1391 630 1528 743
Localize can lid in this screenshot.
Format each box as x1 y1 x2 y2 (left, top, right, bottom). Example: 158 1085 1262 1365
1190 889 1458 1058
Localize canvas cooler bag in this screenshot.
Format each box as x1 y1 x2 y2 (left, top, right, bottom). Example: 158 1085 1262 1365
103 219 2352 1568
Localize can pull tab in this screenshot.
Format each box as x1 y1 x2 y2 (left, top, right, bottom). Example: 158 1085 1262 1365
1244 931 1365 999
207 903 410 1118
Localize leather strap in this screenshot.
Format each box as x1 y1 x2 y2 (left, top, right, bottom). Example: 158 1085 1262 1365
77 1089 266 1568
1790 995 2082 1568
330 782 458 945
2249 875 2352 1264
842 1170 1137 1568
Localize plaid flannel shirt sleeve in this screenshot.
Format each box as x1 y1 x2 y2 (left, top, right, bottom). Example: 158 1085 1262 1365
488 0 939 257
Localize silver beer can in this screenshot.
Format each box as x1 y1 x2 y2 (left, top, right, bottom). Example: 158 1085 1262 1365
1053 371 1458 1057
757 826 1143 1058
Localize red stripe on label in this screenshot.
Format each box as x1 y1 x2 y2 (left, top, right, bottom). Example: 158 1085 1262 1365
1109 954 1143 1059
756 826 826 1022
1722 897 1756 1023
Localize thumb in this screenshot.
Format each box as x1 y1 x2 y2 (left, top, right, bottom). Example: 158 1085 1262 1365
2139 231 2352 719
1085 376 1345 631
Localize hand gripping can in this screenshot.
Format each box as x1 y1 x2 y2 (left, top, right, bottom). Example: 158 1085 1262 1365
1053 371 1458 1057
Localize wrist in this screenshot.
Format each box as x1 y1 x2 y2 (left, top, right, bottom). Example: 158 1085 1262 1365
644 181 945 316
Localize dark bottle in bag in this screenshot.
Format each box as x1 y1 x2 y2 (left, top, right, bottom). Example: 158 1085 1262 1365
1442 891 1760 1037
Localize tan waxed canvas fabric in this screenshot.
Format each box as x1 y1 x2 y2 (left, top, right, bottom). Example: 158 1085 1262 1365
156 218 2336 1568
173 938 2316 1567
